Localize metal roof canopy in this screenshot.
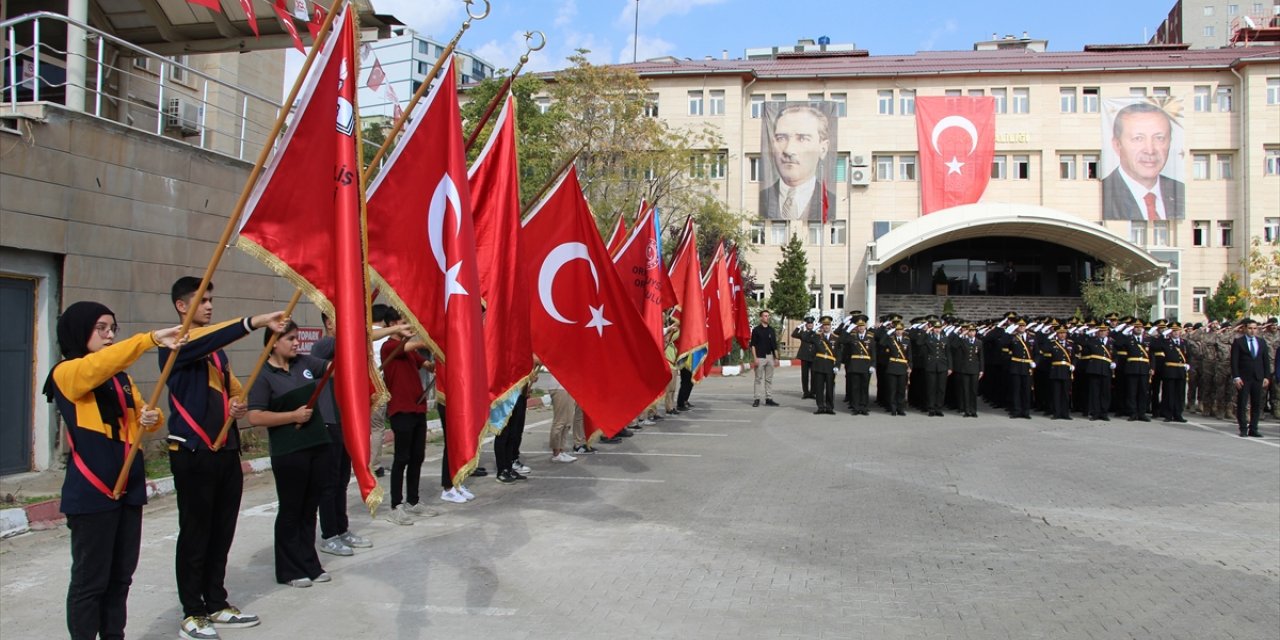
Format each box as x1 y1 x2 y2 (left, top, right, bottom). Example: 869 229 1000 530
83 0 399 55
867 203 1168 282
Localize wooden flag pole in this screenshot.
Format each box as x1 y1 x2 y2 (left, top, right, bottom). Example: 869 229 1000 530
360 0 491 186
209 289 304 450
110 0 347 498
462 30 544 152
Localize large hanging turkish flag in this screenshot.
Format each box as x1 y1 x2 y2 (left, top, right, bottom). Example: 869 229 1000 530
915 96 996 214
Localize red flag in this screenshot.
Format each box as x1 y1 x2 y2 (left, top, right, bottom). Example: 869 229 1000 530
234 7 380 507
272 0 304 53
307 3 326 39
700 242 734 370
916 96 996 214
186 0 222 10
604 212 628 257
821 180 830 224
366 57 488 487
469 95 533 432
667 217 709 371
366 59 386 92
523 167 671 436
611 204 668 350
727 248 751 349
239 0 260 38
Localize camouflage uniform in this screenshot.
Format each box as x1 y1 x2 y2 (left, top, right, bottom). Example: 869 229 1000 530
1186 329 1203 414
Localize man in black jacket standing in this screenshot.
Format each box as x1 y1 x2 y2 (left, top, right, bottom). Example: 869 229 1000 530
749 310 780 407
1231 318 1271 437
792 316 817 399
920 319 952 417
951 323 983 417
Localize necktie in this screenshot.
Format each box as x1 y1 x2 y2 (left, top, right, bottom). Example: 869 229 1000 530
1143 192 1158 221
781 187 795 217
1250 337 1256 357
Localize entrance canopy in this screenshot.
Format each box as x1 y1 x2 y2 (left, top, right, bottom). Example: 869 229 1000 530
867 203 1167 282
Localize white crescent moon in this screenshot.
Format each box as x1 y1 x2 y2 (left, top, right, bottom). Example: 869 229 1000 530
930 115 979 157
427 176 463 273
538 242 599 324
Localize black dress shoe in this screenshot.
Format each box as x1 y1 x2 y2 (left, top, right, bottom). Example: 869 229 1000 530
1100 416 1110 421
753 399 761 407
617 428 634 437
802 394 814 400
1249 431 1263 437
600 435 623 443
765 399 780 407
472 467 488 477
813 409 825 415
896 411 907 416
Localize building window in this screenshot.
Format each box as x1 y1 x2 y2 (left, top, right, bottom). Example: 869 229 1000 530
829 221 847 245
1253 3 1264 13
1203 25 1215 37
809 289 822 311
829 286 846 311
1267 148 1280 176
968 88 984 97
991 155 1007 180
1192 287 1210 314
770 93 787 104
749 221 765 244
689 154 706 179
991 88 1007 113
808 92 825 107
945 89 962 97
748 156 761 182
1192 154 1210 180
1264 217 1280 243
1153 86 1171 98
1130 87 1148 97
644 93 659 118
872 220 905 239
1130 221 1148 246
1204 4 1215 15
1060 87 1077 113
835 153 848 183
830 93 847 117
1152 221 1171 246
770 221 788 245
1219 221 1234 247
898 155 917 181
1011 87 1029 113
749 286 765 303
1228 4 1239 15
1194 85 1212 112
874 155 894 181
1083 154 1099 179
169 55 189 84
750 94 764 119
708 151 727 179
1192 220 1210 247
1012 155 1030 180
1267 78 1280 105
418 40 429 55
1059 154 1077 180
535 97 550 114
1082 87 1099 113
708 90 725 116
688 91 704 116
899 90 915 116
1217 153 1234 180
877 90 894 115
417 60 430 75
1216 86 1233 112
807 223 822 245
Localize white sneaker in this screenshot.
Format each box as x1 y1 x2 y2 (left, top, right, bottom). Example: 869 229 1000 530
384 504 414 526
640 419 656 426
551 452 577 463
456 485 475 500
287 577 312 588
440 488 468 504
511 460 531 474
338 531 372 548
313 572 332 583
404 502 439 518
318 536 353 557
180 616 219 640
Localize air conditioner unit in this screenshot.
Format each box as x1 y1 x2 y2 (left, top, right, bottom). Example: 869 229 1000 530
849 167 871 186
850 153 870 167
165 97 202 136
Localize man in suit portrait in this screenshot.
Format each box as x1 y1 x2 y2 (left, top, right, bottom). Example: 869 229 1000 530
1102 101 1185 221
1230 318 1272 437
760 104 836 221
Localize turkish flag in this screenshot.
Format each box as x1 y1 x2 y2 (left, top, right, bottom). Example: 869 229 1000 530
234 7 380 507
700 242 734 370
667 217 709 371
915 96 996 214
366 56 489 487
604 211 628 258
239 0 260 38
307 3 326 39
611 203 668 351
469 94 533 432
523 167 671 436
727 248 751 350
366 59 386 92
271 0 304 53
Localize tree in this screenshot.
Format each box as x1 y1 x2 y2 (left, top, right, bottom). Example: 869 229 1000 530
460 73 562 207
1205 272 1247 321
1080 268 1151 319
769 235 810 321
1243 236 1280 318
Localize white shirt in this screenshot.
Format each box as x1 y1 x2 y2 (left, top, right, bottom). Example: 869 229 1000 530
1118 168 1167 220
777 177 817 220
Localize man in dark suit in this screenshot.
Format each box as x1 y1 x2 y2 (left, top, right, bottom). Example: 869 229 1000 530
1101 102 1185 221
761 104 835 221
951 323 983 418
1231 318 1272 437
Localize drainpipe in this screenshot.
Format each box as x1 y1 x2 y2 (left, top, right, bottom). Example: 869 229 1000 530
1229 66 1249 294
740 74 757 240
65 0 89 111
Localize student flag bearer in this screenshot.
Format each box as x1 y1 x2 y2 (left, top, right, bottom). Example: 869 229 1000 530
365 56 489 489
522 166 672 436
233 4 382 512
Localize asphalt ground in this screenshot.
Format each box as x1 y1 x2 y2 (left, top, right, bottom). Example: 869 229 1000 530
2 367 1278 639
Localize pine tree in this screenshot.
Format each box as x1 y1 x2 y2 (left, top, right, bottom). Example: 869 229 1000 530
769 234 810 321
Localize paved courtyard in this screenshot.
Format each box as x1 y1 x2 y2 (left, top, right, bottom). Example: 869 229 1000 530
2 368 1278 639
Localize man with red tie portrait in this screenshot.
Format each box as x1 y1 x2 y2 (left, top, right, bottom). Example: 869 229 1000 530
1101 101 1185 221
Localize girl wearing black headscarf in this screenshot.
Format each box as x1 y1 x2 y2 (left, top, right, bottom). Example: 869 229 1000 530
44 301 182 640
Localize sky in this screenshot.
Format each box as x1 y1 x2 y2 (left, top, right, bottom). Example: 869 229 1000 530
286 0 1181 88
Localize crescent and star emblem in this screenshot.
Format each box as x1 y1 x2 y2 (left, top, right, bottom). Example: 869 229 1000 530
930 115 979 176
427 176 468 311
538 242 612 337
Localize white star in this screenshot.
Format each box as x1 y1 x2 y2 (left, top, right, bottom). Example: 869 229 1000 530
585 304 612 336
945 156 965 175
443 261 469 311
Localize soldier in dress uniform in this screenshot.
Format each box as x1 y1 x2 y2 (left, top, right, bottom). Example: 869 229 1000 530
840 316 875 415
881 321 911 416
791 317 817 400
1045 325 1076 420
1148 319 1168 418
1120 319 1154 421
1157 322 1190 422
1083 323 1117 421
805 316 840 415
951 322 983 418
1002 318 1035 419
920 319 952 417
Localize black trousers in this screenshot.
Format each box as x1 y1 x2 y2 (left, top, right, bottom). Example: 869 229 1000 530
677 368 693 406
812 370 835 411
925 370 947 413
1127 373 1150 418
318 423 351 540
1161 376 1186 420
848 371 871 413
66 504 142 640
271 444 330 584
957 373 979 415
799 360 812 396
1238 380 1264 433
494 391 528 472
1087 373 1112 418
1009 373 1031 417
1050 378 1071 418
389 412 427 505
884 373 906 413
170 447 242 618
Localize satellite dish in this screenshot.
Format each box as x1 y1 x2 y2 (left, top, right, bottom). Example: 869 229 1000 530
1243 15 1258 29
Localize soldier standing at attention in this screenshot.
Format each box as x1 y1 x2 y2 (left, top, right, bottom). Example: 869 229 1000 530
1157 322 1190 423
1046 325 1075 420
951 322 983 418
1004 319 1035 419
920 319 952 417
1121 320 1154 422
806 316 840 415
791 316 817 400
841 316 875 415
882 321 911 416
